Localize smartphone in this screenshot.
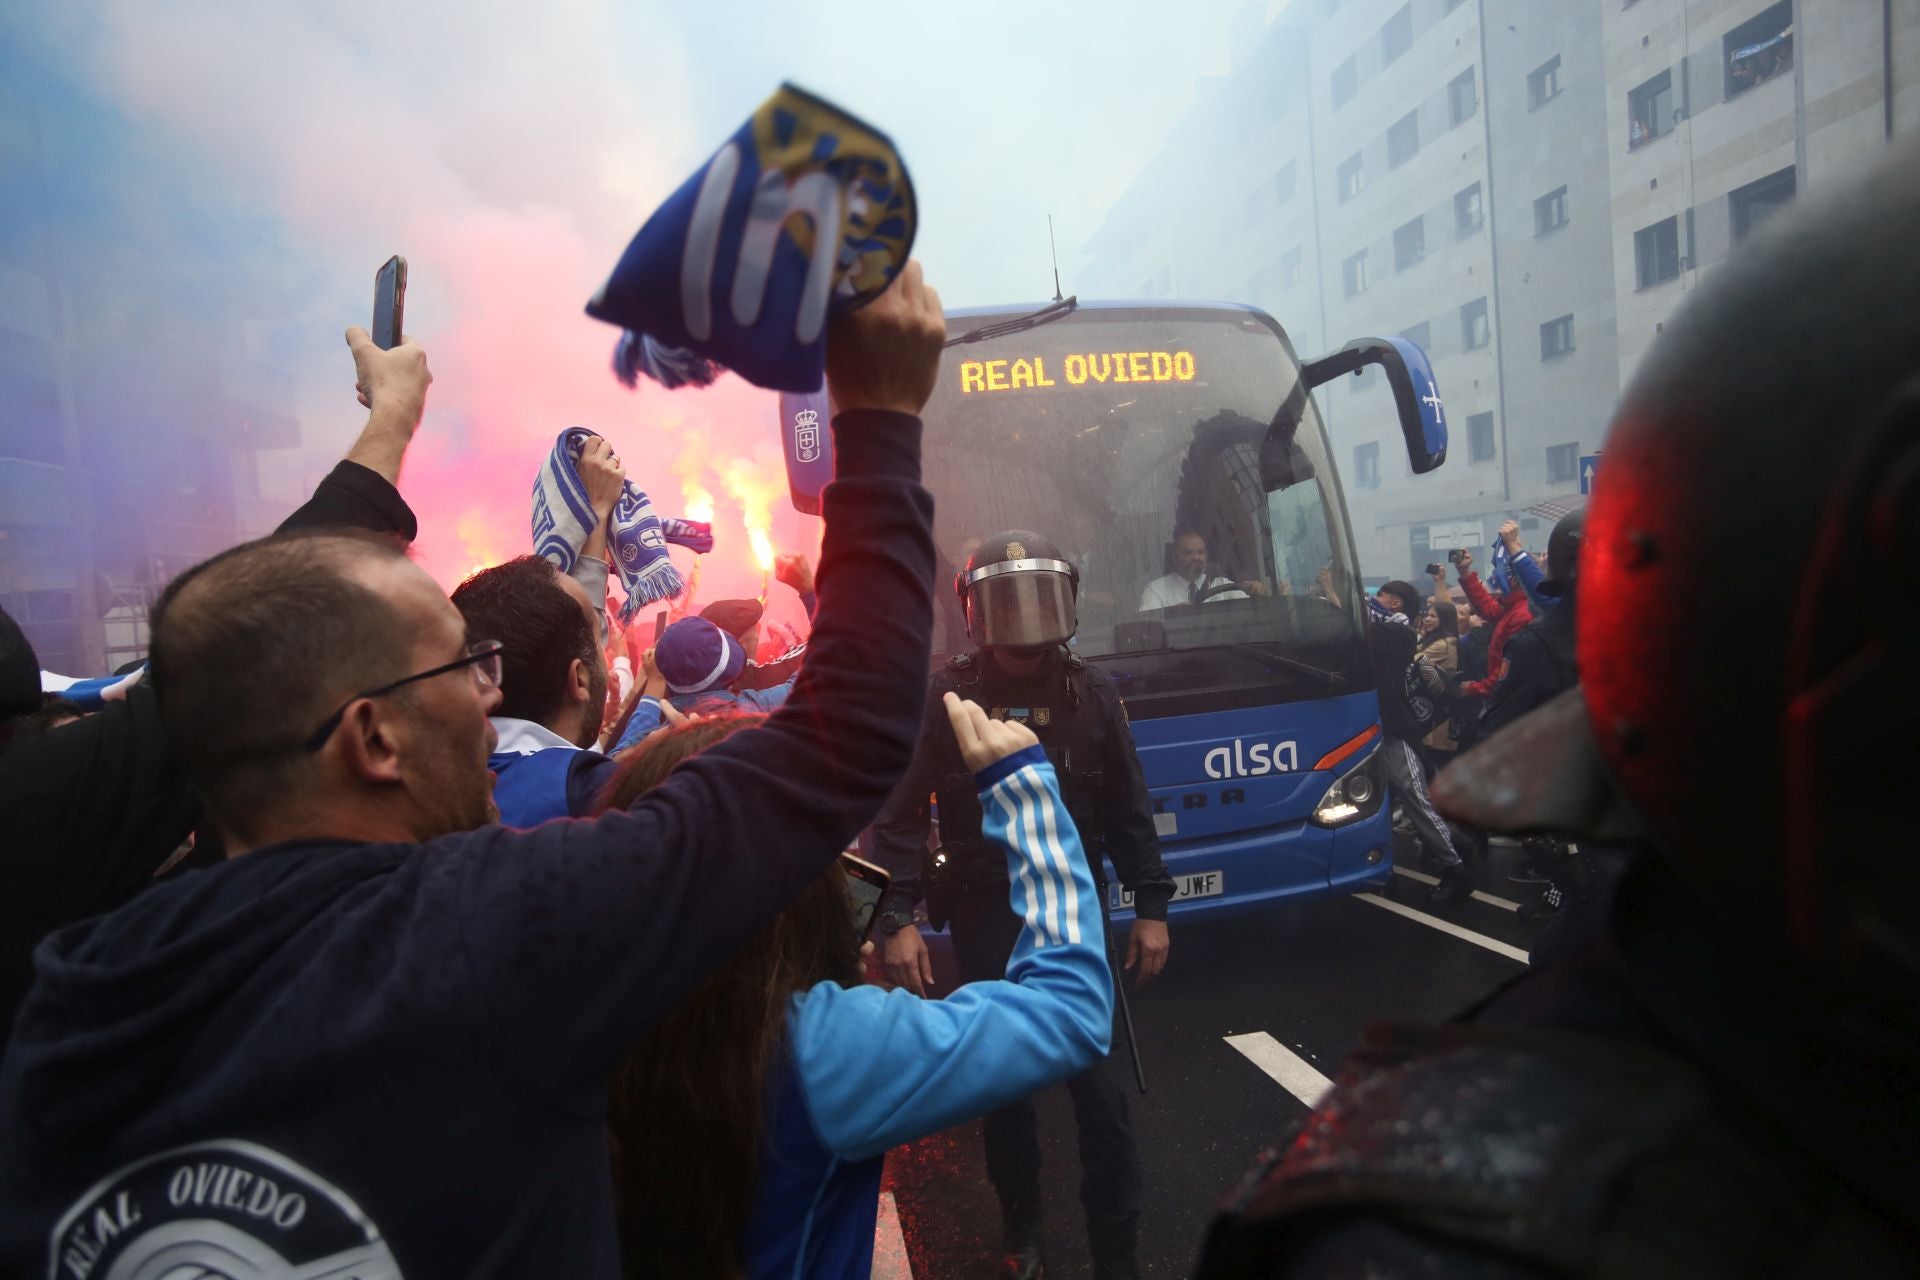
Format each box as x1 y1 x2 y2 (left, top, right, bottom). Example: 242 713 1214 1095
1425 563 1444 578
1448 548 1467 566
840 850 891 946
372 255 408 351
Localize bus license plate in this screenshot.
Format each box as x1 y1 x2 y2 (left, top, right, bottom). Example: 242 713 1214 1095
1111 870 1224 910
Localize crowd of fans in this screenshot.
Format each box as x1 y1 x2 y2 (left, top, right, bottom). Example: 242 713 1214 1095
4 138 1919 1278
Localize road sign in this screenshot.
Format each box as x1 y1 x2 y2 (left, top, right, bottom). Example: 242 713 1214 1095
1579 453 1602 496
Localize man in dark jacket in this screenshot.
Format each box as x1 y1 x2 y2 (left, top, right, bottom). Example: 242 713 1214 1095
0 325 428 1053
873 529 1175 1280
0 263 948 1280
1370 580 1468 903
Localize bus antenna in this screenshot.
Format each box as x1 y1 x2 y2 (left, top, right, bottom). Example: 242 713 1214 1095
1048 214 1064 302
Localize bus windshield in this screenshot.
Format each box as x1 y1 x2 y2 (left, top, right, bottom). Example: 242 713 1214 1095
922 304 1371 717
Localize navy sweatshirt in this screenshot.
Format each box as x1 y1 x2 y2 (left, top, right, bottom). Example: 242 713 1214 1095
0 413 934 1280
0 459 418 1057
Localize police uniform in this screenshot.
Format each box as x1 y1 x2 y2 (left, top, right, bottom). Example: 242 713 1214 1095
870 531 1174 1278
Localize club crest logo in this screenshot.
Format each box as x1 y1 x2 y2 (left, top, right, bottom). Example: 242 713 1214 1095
793 408 822 463
48 1139 402 1280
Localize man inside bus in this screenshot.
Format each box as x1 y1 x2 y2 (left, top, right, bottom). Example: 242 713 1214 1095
1137 528 1270 611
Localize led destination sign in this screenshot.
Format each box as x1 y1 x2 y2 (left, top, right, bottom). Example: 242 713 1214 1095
957 350 1198 394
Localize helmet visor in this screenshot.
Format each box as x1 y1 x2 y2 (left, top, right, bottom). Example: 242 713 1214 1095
964 559 1078 648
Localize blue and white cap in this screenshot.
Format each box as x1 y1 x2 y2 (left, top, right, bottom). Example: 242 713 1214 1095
655 617 747 695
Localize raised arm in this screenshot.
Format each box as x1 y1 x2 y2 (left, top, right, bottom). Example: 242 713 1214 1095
787 701 1112 1161
277 327 430 540
440 262 949 1092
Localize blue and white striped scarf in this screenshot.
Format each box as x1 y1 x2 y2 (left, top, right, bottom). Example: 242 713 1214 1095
532 427 714 623
586 83 916 394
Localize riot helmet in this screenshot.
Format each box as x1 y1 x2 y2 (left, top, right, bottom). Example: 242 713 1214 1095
955 530 1080 651
1435 141 1920 1015
1536 509 1584 599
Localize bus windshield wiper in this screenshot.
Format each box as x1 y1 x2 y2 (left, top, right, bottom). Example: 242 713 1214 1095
1218 642 1347 692
1095 642 1346 693
946 296 1078 347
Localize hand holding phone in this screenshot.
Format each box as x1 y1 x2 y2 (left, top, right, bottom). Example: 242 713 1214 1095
373 255 408 351
840 851 892 946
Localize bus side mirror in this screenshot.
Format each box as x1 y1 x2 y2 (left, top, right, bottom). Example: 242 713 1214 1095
779 385 835 514
1302 337 1448 475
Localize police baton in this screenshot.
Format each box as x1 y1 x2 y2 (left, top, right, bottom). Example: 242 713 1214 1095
1099 887 1149 1095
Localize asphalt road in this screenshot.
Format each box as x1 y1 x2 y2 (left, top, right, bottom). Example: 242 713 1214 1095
878 836 1554 1279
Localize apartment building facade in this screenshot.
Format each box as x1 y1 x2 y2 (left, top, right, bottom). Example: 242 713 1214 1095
1077 0 1914 582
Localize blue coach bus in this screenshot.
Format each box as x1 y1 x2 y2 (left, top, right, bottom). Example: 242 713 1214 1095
787 298 1447 923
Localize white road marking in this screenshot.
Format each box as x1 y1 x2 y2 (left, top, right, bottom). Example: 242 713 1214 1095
1355 892 1530 963
1391 865 1522 912
1224 1031 1335 1108
872 1190 914 1280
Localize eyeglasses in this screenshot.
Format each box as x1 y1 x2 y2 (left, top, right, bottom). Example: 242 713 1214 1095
303 639 505 754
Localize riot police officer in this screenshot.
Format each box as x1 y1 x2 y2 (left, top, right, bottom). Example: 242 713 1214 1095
872 529 1176 1280
1191 142 1920 1276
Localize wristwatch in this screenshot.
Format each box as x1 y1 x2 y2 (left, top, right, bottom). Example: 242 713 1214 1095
876 910 916 937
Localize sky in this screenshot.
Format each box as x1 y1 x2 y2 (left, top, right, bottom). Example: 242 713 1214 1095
2 0 1258 618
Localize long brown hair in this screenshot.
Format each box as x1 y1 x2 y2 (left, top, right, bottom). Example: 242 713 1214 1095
1420 597 1460 645
598 714 863 1279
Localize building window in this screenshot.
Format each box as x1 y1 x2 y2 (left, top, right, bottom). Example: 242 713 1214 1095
1401 320 1431 352
1726 1 1794 99
1628 69 1676 149
1342 249 1369 298
1546 443 1579 484
1350 364 1381 394
1454 182 1484 236
1449 68 1478 126
1332 55 1358 109
1382 5 1413 65
1460 297 1490 350
1528 55 1562 109
1354 441 1381 489
1533 185 1570 236
1540 314 1575 359
1274 161 1297 204
1730 166 1796 243
1468 411 1496 461
1394 216 1426 270
1338 153 1365 202
1281 246 1303 289
1635 215 1683 288
1245 188 1263 230
1444 0 1466 9
1387 111 1420 169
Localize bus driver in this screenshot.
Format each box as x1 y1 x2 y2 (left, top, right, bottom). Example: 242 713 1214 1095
1138 529 1269 611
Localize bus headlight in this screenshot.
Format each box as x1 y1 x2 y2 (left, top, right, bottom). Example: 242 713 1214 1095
1309 748 1385 828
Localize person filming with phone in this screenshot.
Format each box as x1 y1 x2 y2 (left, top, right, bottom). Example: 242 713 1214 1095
600 696 1111 1279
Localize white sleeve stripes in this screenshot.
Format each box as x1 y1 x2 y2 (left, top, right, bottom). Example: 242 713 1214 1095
786 754 1114 1163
